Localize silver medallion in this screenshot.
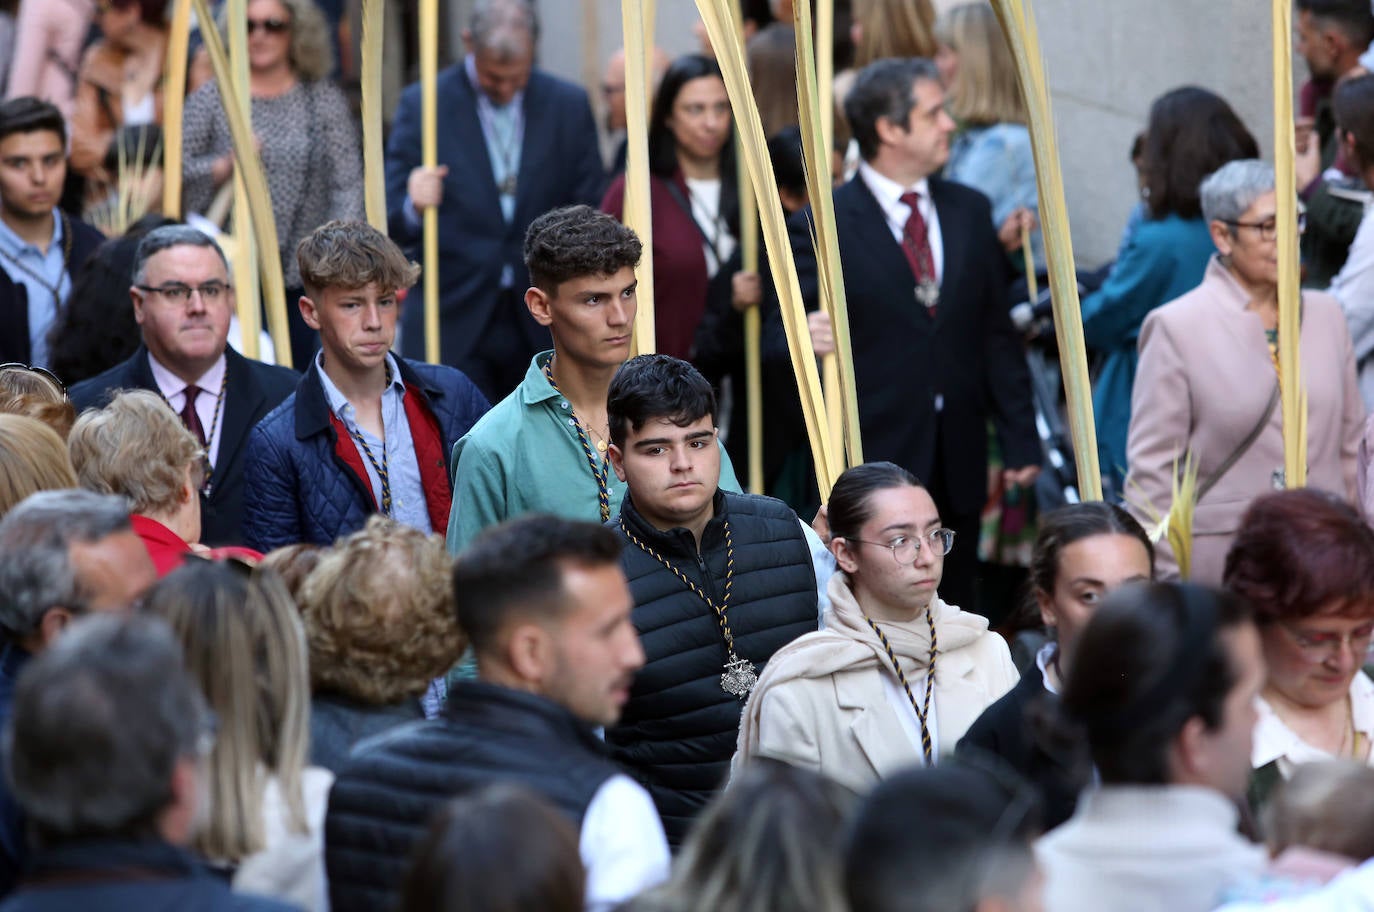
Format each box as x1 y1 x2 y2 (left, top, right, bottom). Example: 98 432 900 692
1272 468 1287 490
721 652 758 699
915 279 939 310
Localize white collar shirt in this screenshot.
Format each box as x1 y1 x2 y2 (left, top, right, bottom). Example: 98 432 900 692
148 351 228 471
858 160 944 284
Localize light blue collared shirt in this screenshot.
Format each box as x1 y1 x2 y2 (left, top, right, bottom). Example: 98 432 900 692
0 210 69 367
315 352 433 534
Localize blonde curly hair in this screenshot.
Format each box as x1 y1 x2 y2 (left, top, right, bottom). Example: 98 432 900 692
299 516 465 705
224 0 335 82
67 390 202 518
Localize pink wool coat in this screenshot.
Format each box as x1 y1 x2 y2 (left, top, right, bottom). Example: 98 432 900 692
1125 256 1363 584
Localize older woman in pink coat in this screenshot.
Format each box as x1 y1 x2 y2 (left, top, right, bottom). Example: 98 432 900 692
1125 159 1364 585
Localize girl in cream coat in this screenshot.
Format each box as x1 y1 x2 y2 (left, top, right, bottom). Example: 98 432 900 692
735 462 1018 795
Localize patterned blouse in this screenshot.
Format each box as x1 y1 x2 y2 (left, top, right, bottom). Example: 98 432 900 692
180 78 365 289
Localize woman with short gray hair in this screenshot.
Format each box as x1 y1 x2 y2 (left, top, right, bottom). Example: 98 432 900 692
1124 158 1364 584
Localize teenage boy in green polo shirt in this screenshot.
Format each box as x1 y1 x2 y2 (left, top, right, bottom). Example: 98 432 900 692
446 205 740 554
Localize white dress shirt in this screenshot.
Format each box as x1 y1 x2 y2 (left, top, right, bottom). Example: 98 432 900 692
579 774 671 912
857 160 945 284
148 351 227 471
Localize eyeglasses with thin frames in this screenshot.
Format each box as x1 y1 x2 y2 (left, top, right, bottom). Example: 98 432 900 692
1279 620 1374 663
134 281 232 306
845 528 957 564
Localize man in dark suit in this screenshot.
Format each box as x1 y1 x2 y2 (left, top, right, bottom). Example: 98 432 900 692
69 226 297 547
794 58 1039 615
385 0 605 401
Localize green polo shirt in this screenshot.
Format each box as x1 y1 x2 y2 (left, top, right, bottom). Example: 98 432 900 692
447 351 742 555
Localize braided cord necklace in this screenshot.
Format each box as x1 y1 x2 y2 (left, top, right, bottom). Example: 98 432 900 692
348 363 394 516
0 212 73 307
864 607 938 765
619 518 757 698
543 361 611 521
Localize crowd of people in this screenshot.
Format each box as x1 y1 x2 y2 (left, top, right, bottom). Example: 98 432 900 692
5 0 1374 910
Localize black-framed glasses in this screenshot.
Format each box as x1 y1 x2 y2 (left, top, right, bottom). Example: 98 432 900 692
1223 212 1307 241
846 528 957 563
134 281 231 305
0 362 67 397
247 17 290 34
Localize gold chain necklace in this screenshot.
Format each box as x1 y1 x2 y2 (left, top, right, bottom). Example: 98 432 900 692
619 517 757 698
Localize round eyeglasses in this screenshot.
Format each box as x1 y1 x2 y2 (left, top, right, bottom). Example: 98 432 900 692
846 528 956 564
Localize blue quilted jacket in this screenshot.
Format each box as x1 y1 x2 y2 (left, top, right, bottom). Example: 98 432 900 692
241 357 489 550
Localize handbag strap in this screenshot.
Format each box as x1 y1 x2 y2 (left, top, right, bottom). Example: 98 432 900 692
1196 381 1280 503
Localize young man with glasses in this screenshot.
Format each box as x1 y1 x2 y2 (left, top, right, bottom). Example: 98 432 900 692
241 220 489 552
603 353 828 847
0 97 106 369
69 226 298 547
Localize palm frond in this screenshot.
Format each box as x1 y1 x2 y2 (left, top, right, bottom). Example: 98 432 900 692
695 0 838 498
621 0 656 355
162 0 192 218
794 0 862 473
1273 0 1307 487
191 0 291 364
419 0 440 364
990 0 1100 499
359 0 386 232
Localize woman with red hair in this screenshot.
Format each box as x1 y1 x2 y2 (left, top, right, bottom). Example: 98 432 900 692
1224 489 1374 809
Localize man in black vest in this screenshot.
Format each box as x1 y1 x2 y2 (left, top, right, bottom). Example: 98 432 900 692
605 354 827 846
324 515 669 912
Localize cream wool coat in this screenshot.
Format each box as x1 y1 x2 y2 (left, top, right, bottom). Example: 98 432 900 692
1125 256 1363 585
734 574 1018 795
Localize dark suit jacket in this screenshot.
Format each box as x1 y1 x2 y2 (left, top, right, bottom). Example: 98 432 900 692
384 66 605 368
781 174 1039 516
0 217 105 365
68 346 298 546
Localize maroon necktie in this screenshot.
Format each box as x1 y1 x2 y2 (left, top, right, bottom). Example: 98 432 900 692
181 385 207 447
899 190 939 317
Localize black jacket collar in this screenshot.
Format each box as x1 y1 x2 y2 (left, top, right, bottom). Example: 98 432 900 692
618 489 730 558
442 680 609 759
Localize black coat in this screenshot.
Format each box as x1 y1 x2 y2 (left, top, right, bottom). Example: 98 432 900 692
607 490 819 846
325 682 620 912
0 217 105 366
779 175 1039 516
385 66 605 369
955 657 1083 830
68 346 298 546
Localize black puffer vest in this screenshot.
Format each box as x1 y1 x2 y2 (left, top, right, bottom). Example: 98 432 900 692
325 682 617 912
607 490 819 845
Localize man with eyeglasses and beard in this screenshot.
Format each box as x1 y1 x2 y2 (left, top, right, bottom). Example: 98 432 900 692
69 225 298 546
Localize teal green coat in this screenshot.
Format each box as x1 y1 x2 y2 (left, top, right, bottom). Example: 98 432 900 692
1081 214 1215 490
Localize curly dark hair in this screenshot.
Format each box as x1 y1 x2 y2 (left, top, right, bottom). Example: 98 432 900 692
523 205 642 295
607 354 717 448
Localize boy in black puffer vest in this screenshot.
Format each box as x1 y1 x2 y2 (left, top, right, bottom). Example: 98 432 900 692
605 354 830 846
